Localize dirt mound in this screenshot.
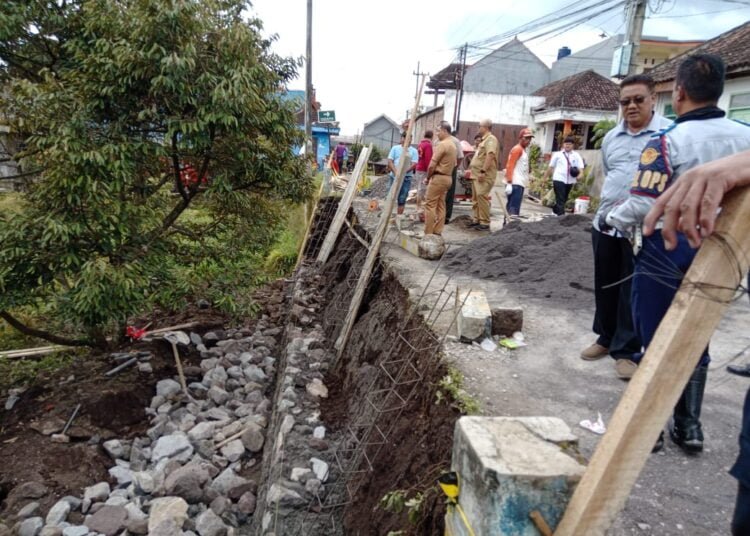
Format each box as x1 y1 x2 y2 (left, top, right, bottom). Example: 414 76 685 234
443 214 596 306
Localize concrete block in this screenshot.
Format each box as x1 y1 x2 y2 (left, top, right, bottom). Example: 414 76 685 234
447 416 585 536
456 290 492 342
491 308 523 337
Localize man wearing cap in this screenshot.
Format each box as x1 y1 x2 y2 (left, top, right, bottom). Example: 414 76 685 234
468 119 499 231
504 128 533 216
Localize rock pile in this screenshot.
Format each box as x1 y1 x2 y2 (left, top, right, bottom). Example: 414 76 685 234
4 324 288 536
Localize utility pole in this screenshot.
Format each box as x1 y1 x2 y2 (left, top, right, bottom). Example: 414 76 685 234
453 43 468 134
413 61 427 100
304 0 313 155
624 0 646 75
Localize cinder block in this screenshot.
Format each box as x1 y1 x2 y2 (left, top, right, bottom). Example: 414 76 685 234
446 416 585 536
456 290 492 342
491 308 523 336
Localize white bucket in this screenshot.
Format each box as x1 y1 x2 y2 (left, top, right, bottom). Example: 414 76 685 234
574 196 590 214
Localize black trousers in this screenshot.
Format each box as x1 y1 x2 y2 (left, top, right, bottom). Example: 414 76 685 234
591 228 641 359
444 166 457 223
732 481 750 535
553 181 573 215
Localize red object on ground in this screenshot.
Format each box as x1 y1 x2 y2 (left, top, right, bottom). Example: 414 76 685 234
125 326 147 340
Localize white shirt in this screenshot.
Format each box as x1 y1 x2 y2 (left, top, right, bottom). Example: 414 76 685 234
549 150 585 184
512 148 529 187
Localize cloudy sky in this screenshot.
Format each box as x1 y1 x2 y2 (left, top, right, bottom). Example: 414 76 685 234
249 0 750 135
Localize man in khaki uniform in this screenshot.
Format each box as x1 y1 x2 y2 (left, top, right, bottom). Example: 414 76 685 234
424 123 457 236
469 119 499 230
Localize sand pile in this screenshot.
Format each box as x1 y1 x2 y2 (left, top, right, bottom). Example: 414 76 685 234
443 214 596 306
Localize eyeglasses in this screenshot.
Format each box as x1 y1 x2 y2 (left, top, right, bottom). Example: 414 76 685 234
619 95 648 106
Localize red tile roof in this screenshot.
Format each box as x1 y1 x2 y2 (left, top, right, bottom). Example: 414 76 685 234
532 70 620 111
648 21 750 83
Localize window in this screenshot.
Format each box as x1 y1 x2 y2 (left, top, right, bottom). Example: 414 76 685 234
664 103 677 120
729 92 750 122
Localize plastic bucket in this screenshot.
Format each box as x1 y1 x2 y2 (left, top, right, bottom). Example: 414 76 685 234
574 196 590 214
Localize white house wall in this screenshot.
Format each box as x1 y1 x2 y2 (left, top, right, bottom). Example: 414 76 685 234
443 91 545 127
655 76 750 117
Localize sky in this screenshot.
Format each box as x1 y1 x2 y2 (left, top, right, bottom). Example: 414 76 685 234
248 0 750 135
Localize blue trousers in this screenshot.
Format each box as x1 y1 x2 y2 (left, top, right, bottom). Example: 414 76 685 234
387 174 412 207
506 185 524 215
631 232 710 366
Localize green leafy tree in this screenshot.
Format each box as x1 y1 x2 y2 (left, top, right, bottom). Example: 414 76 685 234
591 119 617 149
0 0 311 348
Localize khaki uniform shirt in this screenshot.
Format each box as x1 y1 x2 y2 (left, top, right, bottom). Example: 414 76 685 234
470 132 499 180
430 138 457 176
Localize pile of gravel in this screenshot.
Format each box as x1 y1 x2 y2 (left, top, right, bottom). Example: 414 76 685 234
443 214 596 306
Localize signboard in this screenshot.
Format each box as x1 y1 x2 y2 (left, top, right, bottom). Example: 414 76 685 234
318 110 336 122
610 43 633 78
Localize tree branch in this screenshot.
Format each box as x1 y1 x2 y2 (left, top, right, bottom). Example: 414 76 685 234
0 310 95 347
171 132 189 203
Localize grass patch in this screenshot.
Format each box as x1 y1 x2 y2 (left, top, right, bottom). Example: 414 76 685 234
0 351 77 391
0 192 24 214
435 366 481 415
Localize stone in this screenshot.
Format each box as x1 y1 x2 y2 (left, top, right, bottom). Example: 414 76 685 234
60 497 82 512
157 379 182 398
203 367 228 388
305 379 328 398
108 465 133 487
418 233 446 260
12 482 49 501
239 424 265 453
242 365 266 383
456 290 492 342
237 492 256 515
163 331 191 346
187 421 216 442
491 308 524 337
447 417 585 536
138 362 153 373
148 497 188 532
205 407 231 421
149 519 182 536
195 508 227 536
190 332 203 345
84 505 127 536
82 482 110 512
208 386 230 405
38 527 62 536
132 471 155 495
45 500 71 526
290 468 312 483
210 468 248 496
151 432 194 462
105 496 128 507
102 439 124 460
305 479 322 496
227 480 257 501
17 502 40 519
220 440 245 463
18 517 43 536
50 433 69 443
30 417 66 436
310 458 329 482
209 496 229 516
62 527 89 536
266 484 304 507
164 464 210 503
313 426 326 439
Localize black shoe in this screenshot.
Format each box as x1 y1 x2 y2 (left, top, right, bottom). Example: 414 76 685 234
670 365 707 454
467 221 480 228
475 224 490 231
444 219 451 225
652 431 664 453
728 363 750 377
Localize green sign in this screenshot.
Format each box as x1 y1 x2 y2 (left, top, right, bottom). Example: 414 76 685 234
318 110 336 122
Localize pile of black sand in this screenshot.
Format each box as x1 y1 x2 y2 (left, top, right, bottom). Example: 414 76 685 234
443 214 596 305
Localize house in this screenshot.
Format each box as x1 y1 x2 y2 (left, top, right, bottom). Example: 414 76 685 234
413 106 444 141
361 114 401 153
531 70 620 152
463 38 550 96
549 35 704 82
284 89 340 169
647 21 750 122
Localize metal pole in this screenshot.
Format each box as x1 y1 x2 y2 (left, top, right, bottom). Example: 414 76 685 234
304 0 313 155
455 43 467 135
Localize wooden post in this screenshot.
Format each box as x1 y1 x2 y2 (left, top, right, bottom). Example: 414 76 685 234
554 186 750 536
295 172 328 269
335 76 426 359
316 145 371 264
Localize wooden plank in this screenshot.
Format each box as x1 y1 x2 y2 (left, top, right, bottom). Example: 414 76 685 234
316 145 371 264
334 77 426 359
554 185 750 536
295 172 328 269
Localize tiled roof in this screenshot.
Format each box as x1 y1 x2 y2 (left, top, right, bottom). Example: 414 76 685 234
648 21 750 83
532 70 620 111
427 63 464 90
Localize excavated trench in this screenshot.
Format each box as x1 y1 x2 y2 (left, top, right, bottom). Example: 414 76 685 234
252 198 460 535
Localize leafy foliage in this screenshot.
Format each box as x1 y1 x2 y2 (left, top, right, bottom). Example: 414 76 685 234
435 367 481 415
0 0 311 347
591 119 617 150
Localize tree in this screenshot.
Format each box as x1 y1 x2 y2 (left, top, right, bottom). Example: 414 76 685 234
0 0 311 348
591 119 617 149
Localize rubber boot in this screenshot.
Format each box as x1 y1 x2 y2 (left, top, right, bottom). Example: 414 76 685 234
669 365 708 454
